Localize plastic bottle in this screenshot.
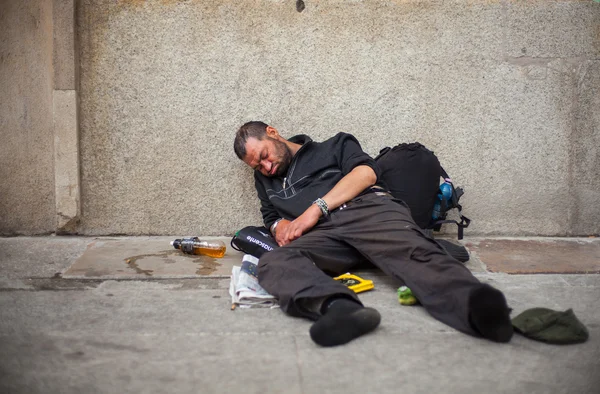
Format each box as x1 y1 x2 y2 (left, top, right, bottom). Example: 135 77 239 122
171 237 226 258
440 180 453 202
432 198 442 221
432 180 453 221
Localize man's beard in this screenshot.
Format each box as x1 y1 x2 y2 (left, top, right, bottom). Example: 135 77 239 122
272 139 293 177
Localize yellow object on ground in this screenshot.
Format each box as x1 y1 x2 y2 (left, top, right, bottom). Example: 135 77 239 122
333 273 375 294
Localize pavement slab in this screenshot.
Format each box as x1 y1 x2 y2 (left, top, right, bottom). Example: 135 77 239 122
465 237 600 274
0 236 91 279
62 237 243 279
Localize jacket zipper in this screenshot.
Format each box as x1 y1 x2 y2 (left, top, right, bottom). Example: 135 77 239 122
281 142 308 198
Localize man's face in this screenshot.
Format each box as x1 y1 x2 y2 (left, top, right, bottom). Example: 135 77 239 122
243 136 293 178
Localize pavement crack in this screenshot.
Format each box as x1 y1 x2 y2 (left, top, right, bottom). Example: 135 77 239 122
293 336 305 394
85 339 150 353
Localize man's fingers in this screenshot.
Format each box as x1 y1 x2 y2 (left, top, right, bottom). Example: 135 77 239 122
276 219 306 246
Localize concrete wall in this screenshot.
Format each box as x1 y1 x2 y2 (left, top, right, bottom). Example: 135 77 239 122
2 0 598 236
0 0 80 236
77 0 600 236
0 1 56 234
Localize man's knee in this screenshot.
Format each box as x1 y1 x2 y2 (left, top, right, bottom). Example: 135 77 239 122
257 246 298 275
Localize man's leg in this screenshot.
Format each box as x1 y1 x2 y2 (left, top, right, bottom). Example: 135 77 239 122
257 230 381 346
333 193 513 342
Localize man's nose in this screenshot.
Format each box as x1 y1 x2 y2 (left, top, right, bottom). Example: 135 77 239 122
262 160 272 172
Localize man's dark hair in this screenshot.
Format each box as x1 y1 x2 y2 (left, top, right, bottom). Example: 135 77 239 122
234 121 269 159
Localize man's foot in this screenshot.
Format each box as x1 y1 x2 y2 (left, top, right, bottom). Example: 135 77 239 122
309 298 381 347
468 284 513 343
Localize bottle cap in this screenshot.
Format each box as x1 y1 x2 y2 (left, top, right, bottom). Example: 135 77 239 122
171 239 182 249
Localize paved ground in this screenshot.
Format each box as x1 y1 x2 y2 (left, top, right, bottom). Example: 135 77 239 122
0 236 599 394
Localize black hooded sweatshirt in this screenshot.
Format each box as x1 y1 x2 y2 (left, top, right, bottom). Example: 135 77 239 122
253 132 385 229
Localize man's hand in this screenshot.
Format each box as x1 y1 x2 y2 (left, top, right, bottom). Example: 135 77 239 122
274 219 292 245
275 205 321 246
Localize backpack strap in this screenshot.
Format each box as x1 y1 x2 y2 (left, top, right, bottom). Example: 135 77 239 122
431 215 471 240
440 166 450 180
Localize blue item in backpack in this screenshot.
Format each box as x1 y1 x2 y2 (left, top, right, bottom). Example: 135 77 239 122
432 181 453 221
440 180 453 201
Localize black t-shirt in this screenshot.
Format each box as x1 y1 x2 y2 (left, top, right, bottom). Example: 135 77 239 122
253 132 385 228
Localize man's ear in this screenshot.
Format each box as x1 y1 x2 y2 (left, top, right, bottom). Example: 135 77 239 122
265 126 279 139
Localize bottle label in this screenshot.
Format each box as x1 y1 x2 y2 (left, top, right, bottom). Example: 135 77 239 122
180 238 195 254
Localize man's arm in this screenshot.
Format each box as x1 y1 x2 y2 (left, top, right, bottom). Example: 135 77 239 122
276 165 376 246
320 165 377 211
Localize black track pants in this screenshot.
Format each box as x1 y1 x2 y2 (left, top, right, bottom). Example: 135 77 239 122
257 193 484 336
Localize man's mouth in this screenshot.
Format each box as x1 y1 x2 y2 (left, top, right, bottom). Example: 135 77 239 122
270 164 277 176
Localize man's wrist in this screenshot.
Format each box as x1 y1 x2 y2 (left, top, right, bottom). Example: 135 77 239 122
270 218 284 236
313 197 329 218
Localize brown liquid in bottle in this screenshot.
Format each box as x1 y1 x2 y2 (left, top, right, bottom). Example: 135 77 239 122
192 244 226 258
173 238 227 258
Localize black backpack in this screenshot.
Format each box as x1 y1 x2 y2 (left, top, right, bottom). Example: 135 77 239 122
375 142 471 240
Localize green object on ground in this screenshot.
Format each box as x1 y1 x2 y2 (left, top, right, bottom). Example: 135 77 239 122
511 308 589 344
397 286 418 306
